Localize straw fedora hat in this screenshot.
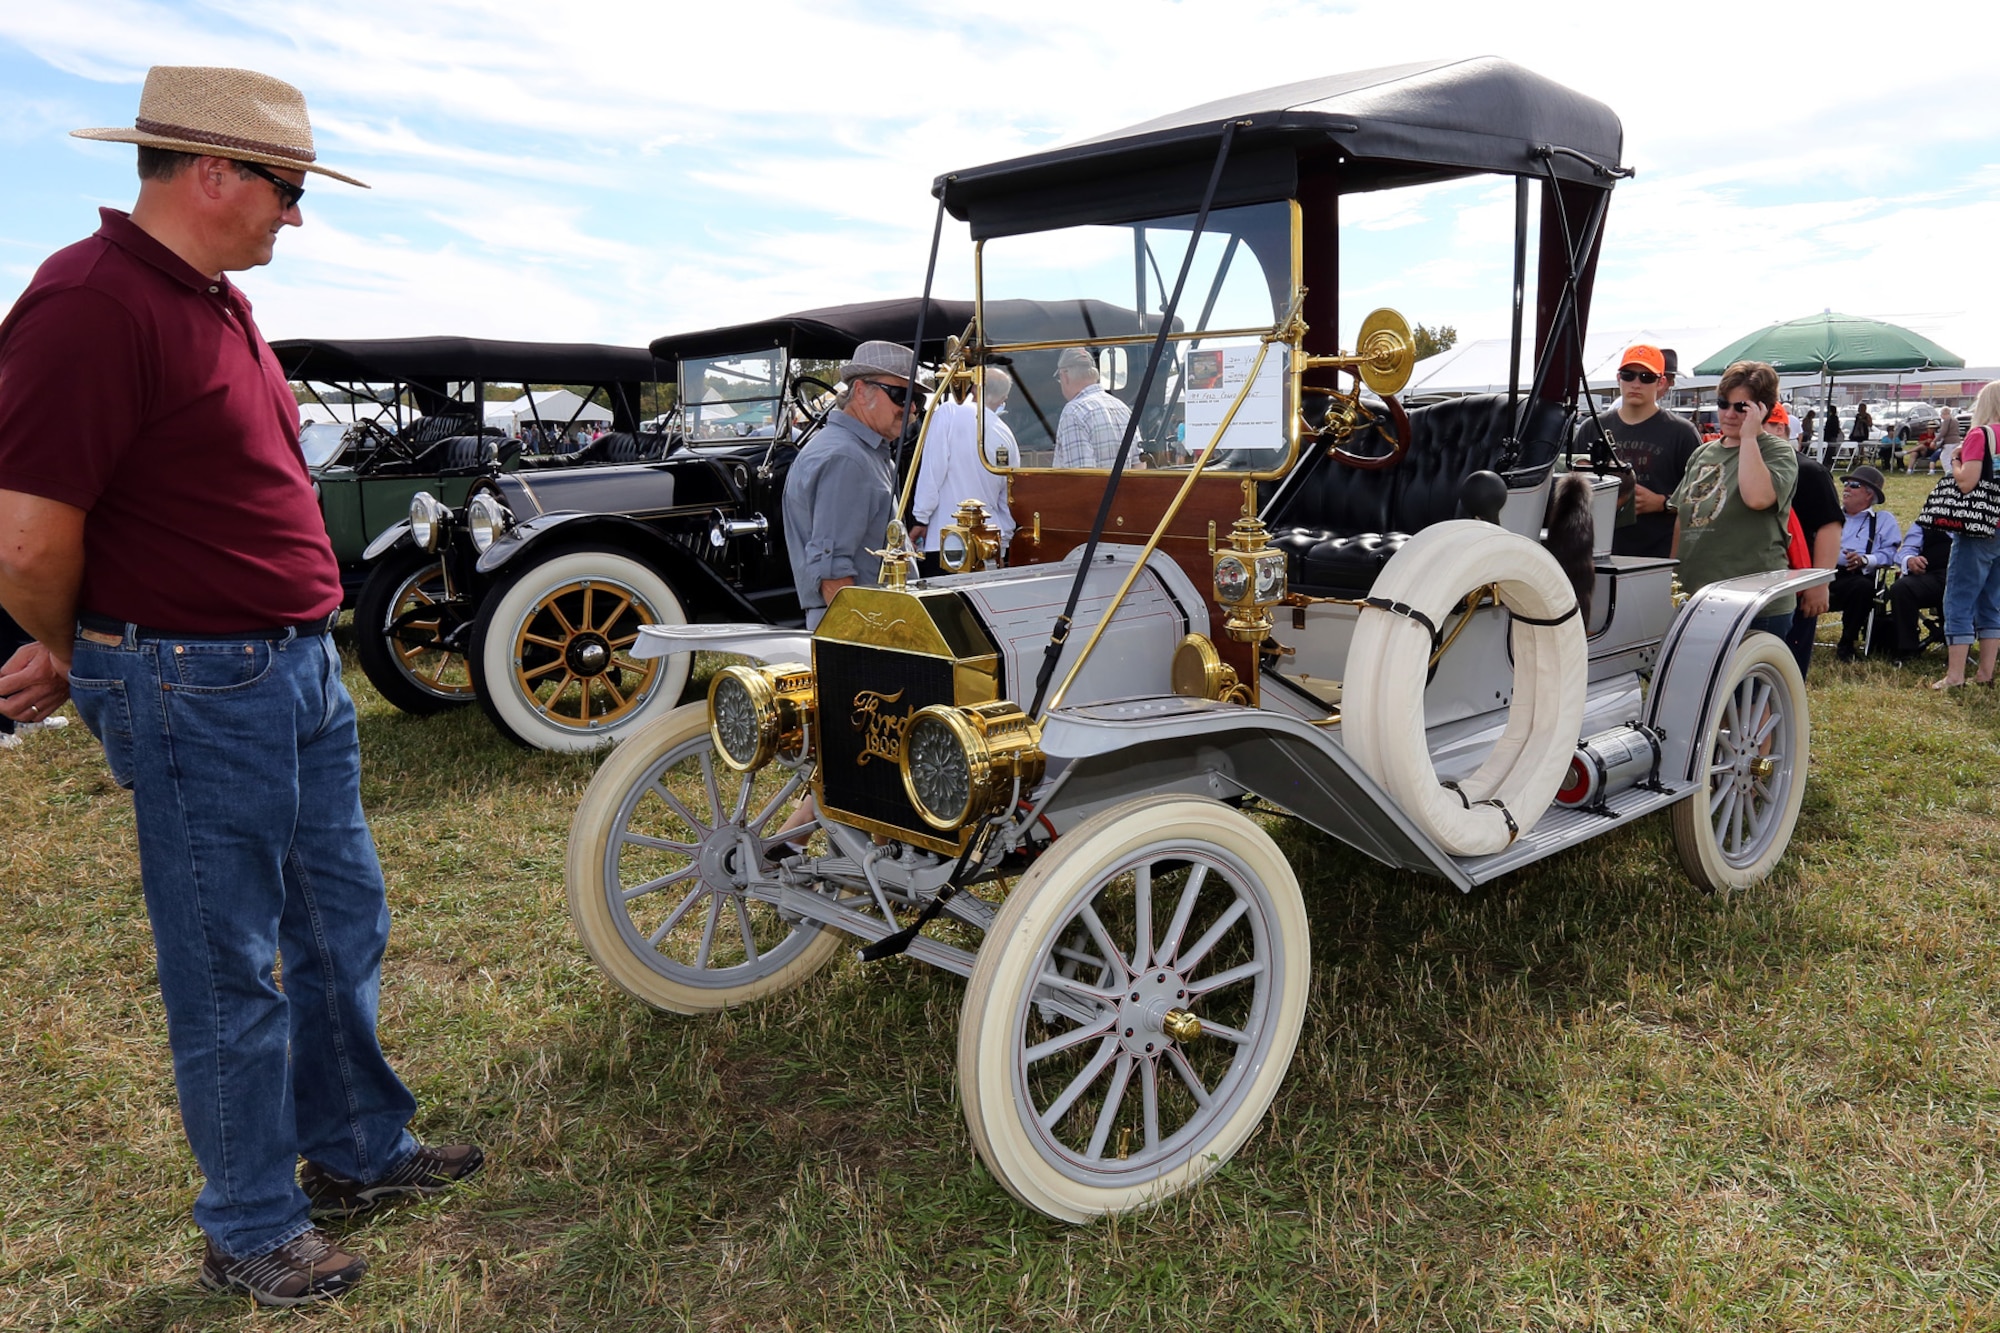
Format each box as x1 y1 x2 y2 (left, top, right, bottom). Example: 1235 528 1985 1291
73 66 367 189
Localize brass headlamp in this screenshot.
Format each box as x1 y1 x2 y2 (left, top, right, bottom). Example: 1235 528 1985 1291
708 662 816 772
899 700 1045 833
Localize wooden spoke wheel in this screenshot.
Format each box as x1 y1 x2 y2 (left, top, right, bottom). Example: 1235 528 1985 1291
353 548 477 715
471 549 689 751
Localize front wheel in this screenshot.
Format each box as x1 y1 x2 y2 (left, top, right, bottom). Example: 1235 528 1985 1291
469 548 689 751
958 795 1310 1221
566 704 841 1012
353 548 477 715
1670 630 1809 891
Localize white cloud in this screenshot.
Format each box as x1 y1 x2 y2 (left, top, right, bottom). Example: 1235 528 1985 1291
2 0 1996 363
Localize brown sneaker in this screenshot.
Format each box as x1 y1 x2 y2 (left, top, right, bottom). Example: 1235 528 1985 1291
299 1142 484 1218
199 1228 367 1306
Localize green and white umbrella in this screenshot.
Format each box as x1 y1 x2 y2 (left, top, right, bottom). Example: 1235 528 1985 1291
1694 311 1963 376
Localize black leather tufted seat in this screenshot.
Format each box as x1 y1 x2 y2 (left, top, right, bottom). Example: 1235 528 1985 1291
1263 394 1572 596
440 434 496 471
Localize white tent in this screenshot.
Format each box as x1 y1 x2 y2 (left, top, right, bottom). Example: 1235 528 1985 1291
486 388 614 433
1405 326 1739 398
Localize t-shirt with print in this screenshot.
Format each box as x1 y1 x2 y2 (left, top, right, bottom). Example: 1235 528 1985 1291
1670 432 1801 615
1574 405 1701 557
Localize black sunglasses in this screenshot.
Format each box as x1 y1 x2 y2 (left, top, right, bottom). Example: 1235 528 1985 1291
1716 399 1756 413
237 160 305 211
1618 368 1659 384
867 379 918 408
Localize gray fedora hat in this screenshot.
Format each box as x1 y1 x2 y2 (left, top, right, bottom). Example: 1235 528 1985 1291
73 65 367 188
1841 464 1887 505
838 340 928 387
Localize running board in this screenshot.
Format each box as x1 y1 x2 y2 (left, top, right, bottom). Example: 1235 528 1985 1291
1452 778 1694 886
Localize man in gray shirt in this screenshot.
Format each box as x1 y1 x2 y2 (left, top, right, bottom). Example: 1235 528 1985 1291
783 340 920 627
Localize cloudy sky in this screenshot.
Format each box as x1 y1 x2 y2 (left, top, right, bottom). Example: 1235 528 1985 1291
3 0 1994 370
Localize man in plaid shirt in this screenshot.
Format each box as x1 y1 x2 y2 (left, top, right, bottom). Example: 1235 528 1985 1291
1053 346 1132 468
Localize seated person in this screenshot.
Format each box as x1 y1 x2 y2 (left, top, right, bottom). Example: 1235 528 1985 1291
1882 509 1951 664
1829 464 1904 661
1910 428 1944 474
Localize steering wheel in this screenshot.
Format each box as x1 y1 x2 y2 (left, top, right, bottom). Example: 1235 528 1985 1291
1325 393 1412 471
791 374 839 433
347 419 412 473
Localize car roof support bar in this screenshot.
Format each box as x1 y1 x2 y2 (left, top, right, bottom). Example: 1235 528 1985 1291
1025 120 1242 719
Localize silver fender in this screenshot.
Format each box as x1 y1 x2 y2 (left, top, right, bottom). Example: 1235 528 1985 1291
1039 695 1472 890
474 510 599 574
1644 568 1834 785
362 520 413 561
631 622 812 664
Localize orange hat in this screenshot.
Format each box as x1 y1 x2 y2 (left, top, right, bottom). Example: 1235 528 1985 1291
1619 344 1666 376
1767 402 1790 427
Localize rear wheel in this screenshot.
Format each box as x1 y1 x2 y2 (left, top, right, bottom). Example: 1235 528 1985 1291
1670 631 1808 891
470 548 689 751
353 547 476 715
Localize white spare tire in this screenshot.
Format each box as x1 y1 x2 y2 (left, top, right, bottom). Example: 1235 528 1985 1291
1343 520 1587 857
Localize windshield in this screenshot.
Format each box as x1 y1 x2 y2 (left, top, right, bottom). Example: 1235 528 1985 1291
685 350 785 442
975 200 1298 475
298 420 348 469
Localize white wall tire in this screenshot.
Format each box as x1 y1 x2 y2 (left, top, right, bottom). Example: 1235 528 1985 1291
470 548 689 752
1670 631 1808 892
958 795 1309 1222
566 704 842 1013
1342 520 1587 857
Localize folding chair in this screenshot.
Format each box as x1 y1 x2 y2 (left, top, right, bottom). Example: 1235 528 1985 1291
1865 568 1947 660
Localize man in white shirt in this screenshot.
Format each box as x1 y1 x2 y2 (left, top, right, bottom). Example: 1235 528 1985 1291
910 367 1017 568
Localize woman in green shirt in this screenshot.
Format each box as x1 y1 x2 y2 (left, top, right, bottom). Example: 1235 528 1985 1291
1670 360 1799 637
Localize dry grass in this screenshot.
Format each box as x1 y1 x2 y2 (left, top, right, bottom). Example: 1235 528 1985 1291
5 534 2000 1328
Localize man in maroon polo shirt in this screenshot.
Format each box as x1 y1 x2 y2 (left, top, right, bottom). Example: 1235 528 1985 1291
0 67 478 1307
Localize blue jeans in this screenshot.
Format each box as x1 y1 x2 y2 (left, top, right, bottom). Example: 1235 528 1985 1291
1942 531 2000 645
1751 610 1794 643
67 627 416 1259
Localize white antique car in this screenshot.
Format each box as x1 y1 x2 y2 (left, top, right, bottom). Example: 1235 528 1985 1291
563 58 1829 1222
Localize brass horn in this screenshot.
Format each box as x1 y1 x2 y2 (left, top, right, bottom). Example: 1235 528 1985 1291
1302 307 1415 396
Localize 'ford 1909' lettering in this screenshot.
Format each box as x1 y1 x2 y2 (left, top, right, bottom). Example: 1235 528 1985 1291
852 688 912 765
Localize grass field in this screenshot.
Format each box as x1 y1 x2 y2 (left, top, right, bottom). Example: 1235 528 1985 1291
5 468 2000 1331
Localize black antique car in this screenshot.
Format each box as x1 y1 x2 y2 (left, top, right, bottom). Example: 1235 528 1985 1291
278 336 672 716
374 298 980 751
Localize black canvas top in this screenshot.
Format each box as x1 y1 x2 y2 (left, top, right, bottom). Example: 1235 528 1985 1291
648 297 1169 364
936 57 1624 238
272 336 666 385
649 298 978 364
